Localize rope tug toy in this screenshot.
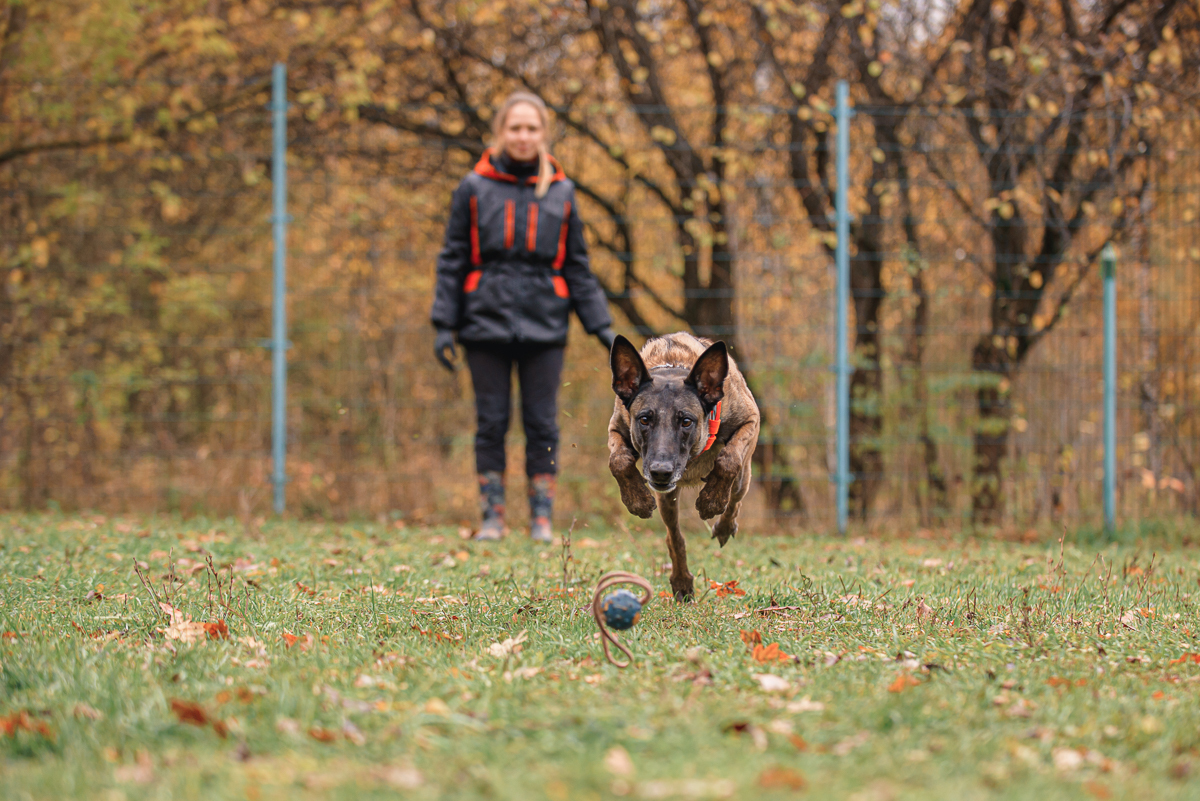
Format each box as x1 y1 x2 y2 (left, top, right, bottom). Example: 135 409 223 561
591 571 653 668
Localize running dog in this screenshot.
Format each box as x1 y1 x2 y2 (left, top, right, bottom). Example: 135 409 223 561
608 333 760 600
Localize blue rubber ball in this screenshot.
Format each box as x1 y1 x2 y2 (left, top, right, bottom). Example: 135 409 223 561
602 589 642 630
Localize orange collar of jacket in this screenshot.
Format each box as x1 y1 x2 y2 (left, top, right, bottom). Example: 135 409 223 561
702 401 722 453
474 147 566 185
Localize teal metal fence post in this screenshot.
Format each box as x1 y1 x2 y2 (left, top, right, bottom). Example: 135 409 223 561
1102 243 1116 534
271 62 289 514
834 80 851 535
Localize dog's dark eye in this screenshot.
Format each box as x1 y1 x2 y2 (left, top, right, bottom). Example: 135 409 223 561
680 418 693 429
638 415 652 427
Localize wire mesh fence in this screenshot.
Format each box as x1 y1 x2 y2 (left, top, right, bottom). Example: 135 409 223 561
3 73 1199 532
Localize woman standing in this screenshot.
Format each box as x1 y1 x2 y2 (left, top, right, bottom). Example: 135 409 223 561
431 92 615 542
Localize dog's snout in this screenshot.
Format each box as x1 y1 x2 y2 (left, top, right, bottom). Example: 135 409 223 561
647 463 674 485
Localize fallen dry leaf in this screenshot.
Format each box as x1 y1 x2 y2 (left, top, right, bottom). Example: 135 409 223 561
160 603 207 645
169 699 209 727
740 629 762 646
888 674 921 693
710 580 746 598
758 766 807 790
203 620 229 640
282 631 314 650
308 726 337 743
832 731 869 757
1053 747 1085 772
423 698 451 715
342 720 366 746
0 710 54 739
485 630 527 659
375 765 424 789
638 779 735 799
753 673 792 693
785 697 825 713
604 745 634 777
1046 676 1087 688
113 750 154 784
275 717 301 736
753 643 792 664
1169 653 1200 665
73 703 104 721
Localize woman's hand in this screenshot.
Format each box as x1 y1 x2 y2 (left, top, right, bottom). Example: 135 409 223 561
434 328 458 371
596 327 617 351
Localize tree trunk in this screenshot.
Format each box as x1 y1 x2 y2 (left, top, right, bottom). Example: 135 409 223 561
971 338 1011 523
902 253 947 524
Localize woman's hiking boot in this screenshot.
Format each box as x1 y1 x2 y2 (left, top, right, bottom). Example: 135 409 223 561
475 471 506 541
529 474 556 543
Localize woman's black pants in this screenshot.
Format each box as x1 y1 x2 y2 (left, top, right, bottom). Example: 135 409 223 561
464 343 564 476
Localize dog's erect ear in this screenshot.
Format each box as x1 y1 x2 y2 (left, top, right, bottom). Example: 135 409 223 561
611 335 652 408
685 341 728 411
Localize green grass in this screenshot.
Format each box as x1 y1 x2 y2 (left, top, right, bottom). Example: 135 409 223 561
3 512 1200 800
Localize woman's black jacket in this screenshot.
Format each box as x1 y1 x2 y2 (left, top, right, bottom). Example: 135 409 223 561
430 148 612 346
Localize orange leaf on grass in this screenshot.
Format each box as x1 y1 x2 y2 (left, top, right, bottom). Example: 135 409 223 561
710 580 746 598
1168 653 1200 665
740 629 762 647
753 643 792 664
1046 676 1088 688
0 711 54 739
169 699 209 727
282 631 314 650
203 620 229 640
758 766 807 790
309 726 337 743
888 674 921 693
2 631 16 640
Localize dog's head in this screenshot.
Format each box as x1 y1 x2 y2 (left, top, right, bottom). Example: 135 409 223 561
610 335 728 493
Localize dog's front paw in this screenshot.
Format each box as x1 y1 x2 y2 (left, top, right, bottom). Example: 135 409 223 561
619 478 657 519
711 517 738 547
696 473 734 520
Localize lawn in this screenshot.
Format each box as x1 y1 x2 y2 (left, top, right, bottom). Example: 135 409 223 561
2 512 1200 800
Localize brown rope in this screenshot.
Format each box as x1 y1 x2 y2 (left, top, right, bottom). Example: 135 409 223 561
591 571 653 668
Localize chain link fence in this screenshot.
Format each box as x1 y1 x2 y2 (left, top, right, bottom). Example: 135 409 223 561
3 76 1198 532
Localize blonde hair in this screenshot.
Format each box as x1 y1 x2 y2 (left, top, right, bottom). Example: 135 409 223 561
492 91 555 198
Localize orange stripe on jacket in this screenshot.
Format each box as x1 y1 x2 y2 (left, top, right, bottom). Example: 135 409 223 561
526 203 539 251
504 200 515 249
552 201 572 269
469 195 481 267
463 269 482 293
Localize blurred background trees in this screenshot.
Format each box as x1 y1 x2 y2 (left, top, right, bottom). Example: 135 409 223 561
3 0 1200 529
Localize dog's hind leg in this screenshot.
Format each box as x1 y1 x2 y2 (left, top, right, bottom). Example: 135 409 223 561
658 488 694 601
711 461 750 547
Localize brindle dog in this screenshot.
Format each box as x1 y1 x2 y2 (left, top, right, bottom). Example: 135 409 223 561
608 333 761 600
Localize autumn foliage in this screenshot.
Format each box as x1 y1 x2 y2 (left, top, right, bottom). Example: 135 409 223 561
3 1 1200 526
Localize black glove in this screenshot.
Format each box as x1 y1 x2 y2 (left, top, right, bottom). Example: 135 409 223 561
434 328 457 372
595 327 617 351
